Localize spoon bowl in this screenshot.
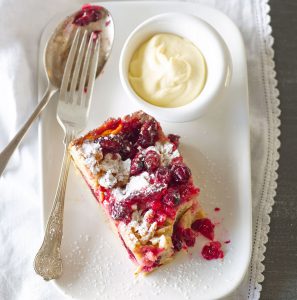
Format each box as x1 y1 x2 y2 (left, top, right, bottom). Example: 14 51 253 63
46 4 114 88
0 4 114 176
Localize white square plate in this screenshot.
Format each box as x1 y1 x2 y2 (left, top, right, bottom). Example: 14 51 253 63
38 2 252 300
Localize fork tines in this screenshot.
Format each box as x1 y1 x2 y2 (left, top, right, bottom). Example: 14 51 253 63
60 28 101 107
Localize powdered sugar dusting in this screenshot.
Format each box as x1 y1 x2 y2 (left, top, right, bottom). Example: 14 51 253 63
61 231 232 300
99 170 117 189
81 140 102 157
144 141 180 166
80 140 103 175
111 171 166 202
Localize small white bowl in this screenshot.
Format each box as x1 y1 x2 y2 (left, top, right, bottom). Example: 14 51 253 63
119 13 232 122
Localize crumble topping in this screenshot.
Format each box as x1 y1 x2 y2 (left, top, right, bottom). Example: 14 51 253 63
80 141 103 174
119 209 158 248
150 235 167 248
97 154 131 188
99 170 117 189
79 141 131 188
81 140 102 157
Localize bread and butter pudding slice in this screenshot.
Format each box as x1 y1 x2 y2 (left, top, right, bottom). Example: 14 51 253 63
69 111 205 273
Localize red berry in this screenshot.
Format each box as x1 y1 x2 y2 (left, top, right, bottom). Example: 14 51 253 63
162 188 180 207
144 150 160 172
137 120 159 148
201 241 224 260
130 153 145 176
178 183 199 202
155 167 171 184
99 136 121 153
171 164 191 184
191 218 215 240
151 200 162 211
122 118 142 143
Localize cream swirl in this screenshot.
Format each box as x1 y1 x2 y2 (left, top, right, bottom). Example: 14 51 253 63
128 33 206 107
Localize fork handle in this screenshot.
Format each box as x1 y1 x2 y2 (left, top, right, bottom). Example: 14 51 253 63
34 130 75 280
0 85 57 177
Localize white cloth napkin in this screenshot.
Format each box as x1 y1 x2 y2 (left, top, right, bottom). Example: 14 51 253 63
0 0 280 299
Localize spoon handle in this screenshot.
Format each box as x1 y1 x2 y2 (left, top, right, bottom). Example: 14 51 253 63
0 86 57 176
34 129 75 281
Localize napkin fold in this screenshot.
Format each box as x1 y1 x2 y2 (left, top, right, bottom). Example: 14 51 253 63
0 0 280 299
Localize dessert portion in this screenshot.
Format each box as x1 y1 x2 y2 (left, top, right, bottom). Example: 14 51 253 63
69 111 208 273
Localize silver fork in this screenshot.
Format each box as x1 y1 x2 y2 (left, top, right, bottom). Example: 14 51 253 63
34 28 100 281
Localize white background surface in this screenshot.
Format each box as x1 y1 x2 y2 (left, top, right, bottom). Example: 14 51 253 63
0 1 280 300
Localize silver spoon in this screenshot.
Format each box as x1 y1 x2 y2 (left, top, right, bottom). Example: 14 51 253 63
0 4 114 176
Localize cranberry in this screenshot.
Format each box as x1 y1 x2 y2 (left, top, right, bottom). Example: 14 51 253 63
137 120 159 148
119 140 136 160
191 218 215 240
162 188 180 207
214 207 221 212
130 153 145 176
122 119 142 143
110 202 131 221
168 134 180 148
171 164 191 184
179 183 199 202
150 200 162 211
99 136 121 153
155 167 171 184
73 5 103 26
144 150 160 172
201 241 224 260
182 228 196 247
